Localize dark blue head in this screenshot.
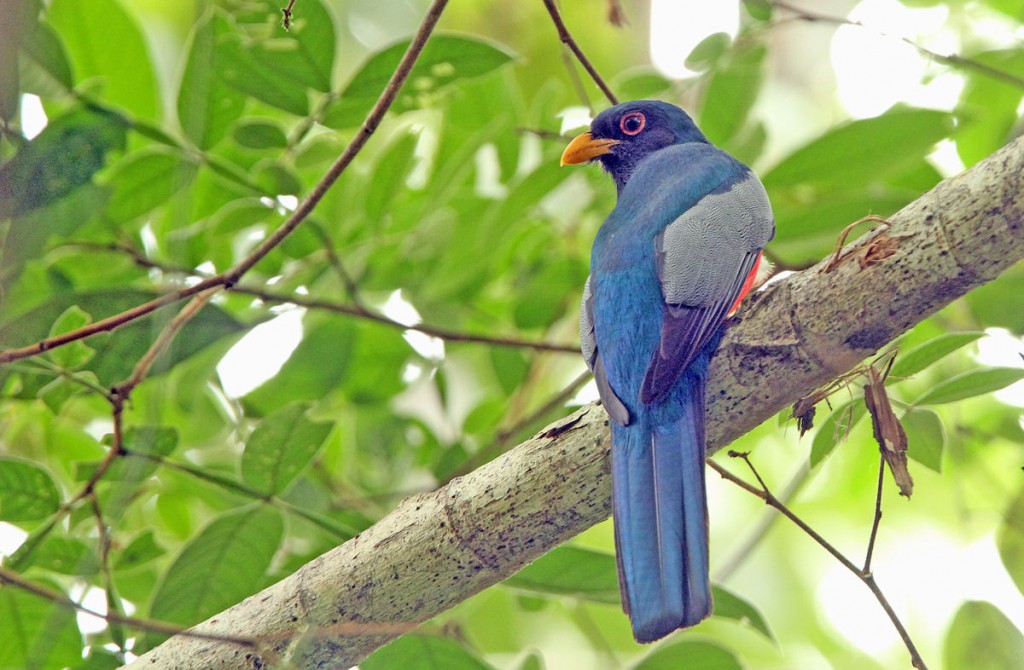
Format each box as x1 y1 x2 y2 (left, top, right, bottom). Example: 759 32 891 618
561 100 708 193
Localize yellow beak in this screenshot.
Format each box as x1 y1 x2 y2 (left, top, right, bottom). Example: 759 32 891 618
560 132 619 166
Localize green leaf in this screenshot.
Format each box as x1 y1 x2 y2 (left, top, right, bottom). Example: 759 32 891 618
517 652 543 670
890 332 984 378
322 34 515 128
490 347 529 396
104 147 199 223
612 70 674 101
685 32 731 72
763 108 954 190
253 162 303 195
742 0 774 21
711 585 774 640
366 132 418 222
233 120 289 149
46 305 94 369
217 35 310 116
19 19 75 96
0 458 61 521
504 546 620 604
362 634 494 670
142 505 283 651
913 367 1024 406
0 0 31 122
48 0 159 119
229 0 335 92
242 401 331 495
943 601 1024 670
810 400 867 467
16 536 100 576
243 314 354 415
955 49 1024 166
216 0 337 116
117 426 178 475
635 640 742 670
901 407 945 472
113 530 165 571
965 264 1024 335
699 42 766 147
0 581 83 669
998 485 1024 597
342 325 411 404
177 11 246 150
0 105 127 219
76 426 178 483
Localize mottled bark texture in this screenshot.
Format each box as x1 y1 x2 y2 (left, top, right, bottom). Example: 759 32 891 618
129 135 1024 669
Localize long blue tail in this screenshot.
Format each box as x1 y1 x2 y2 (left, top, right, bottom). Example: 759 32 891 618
611 376 712 643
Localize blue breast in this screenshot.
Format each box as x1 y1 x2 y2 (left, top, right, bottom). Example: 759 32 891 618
589 142 744 422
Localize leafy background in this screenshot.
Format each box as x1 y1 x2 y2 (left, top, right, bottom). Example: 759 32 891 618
1 0 1024 668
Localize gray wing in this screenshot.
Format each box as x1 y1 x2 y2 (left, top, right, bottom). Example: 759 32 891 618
581 274 631 425
641 172 775 404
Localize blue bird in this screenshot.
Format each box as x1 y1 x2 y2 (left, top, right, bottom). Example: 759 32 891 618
561 100 774 643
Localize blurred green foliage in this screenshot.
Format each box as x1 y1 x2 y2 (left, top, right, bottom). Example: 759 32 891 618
1 0 1023 668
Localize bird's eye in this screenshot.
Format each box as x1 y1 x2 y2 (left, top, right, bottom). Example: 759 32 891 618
619 112 646 136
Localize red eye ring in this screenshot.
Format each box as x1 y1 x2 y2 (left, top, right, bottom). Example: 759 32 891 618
620 112 646 136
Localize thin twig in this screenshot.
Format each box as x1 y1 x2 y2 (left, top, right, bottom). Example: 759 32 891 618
89 494 128 661
150 455 359 539
771 1 1024 91
59 243 575 354
864 455 886 573
0 566 259 648
309 223 367 308
712 454 928 669
541 0 619 106
231 285 580 353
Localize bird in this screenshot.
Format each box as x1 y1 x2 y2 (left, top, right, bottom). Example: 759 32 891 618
561 100 774 643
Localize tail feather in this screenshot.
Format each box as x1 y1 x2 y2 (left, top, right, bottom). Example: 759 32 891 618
611 380 712 643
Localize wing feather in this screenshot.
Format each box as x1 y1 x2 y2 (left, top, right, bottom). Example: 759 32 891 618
640 172 773 405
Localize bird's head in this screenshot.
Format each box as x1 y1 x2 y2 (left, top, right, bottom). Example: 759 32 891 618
561 100 708 193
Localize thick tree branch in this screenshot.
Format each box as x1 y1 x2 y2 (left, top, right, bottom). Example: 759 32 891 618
129 136 1024 669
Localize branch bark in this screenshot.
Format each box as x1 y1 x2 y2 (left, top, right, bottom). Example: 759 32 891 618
129 135 1024 669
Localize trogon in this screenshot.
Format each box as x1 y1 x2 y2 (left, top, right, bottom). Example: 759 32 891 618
561 100 775 643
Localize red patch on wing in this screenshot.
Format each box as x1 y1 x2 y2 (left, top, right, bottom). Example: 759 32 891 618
728 253 762 316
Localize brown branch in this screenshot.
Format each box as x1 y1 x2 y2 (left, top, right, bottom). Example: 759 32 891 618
541 0 619 106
